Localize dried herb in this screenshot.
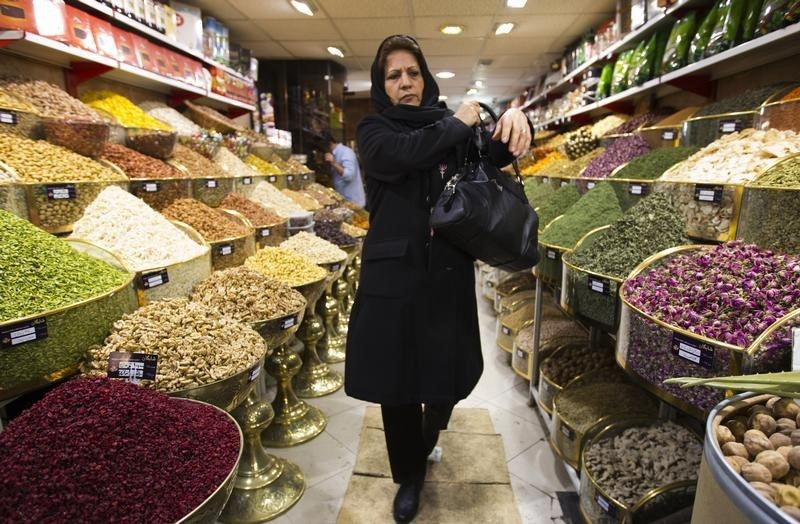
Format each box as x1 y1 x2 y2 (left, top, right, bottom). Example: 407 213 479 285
694 84 790 116
524 178 555 205
582 135 651 180
611 147 700 180
535 184 581 231
740 157 800 253
539 182 624 248
555 377 658 434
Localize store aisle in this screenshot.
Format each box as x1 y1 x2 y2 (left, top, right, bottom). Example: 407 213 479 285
266 286 572 524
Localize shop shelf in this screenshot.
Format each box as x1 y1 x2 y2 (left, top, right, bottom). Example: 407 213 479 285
496 301 535 355
535 237 570 289
128 176 190 210
493 270 537 314
536 338 599 415
189 176 235 207
251 219 289 249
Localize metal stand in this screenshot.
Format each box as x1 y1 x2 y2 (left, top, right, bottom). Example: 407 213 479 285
528 273 545 404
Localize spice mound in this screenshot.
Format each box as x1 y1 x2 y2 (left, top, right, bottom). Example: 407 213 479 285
280 231 347 264
610 147 700 180
72 186 207 272
539 182 624 249
536 184 582 231
581 135 650 180
219 192 283 227
0 377 240 523
245 247 326 286
583 421 702 507
81 90 172 130
250 181 307 217
191 267 305 322
0 209 129 322
82 298 266 391
161 198 249 241
99 142 185 179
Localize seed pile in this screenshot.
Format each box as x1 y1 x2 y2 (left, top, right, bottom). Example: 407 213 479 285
611 147 700 180
757 155 800 187
540 345 616 386
71 186 206 272
539 182 624 248
583 421 702 506
161 199 249 241
309 182 344 203
139 101 203 135
501 302 535 331
524 178 555 205
314 221 355 246
245 247 326 286
282 189 322 211
695 84 791 117
303 186 337 206
100 142 183 179
591 115 629 137
250 181 307 217
173 144 227 179
536 184 582 230
0 377 240 523
219 193 282 226
0 209 129 322
0 76 101 120
191 266 305 322
741 156 800 254
0 88 37 113
245 154 281 175
280 231 347 264
82 298 267 391
80 91 171 130
215 147 260 178
604 111 669 135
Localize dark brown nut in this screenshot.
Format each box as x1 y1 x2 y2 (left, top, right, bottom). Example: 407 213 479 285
751 413 778 436
725 455 750 473
745 429 775 457
789 447 800 470
778 419 798 433
743 462 773 483
775 399 800 420
723 441 750 459
773 433 794 450
717 425 736 446
757 450 791 480
727 419 749 441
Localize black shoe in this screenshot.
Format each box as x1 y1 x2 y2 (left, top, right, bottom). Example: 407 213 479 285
393 481 422 523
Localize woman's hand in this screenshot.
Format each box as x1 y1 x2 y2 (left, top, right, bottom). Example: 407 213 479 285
453 100 481 128
492 107 532 157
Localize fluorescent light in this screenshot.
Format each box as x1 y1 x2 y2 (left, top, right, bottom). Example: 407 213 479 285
290 0 314 16
474 80 484 88
495 22 515 35
327 46 344 58
506 0 527 7
435 71 455 79
466 88 478 95
440 25 463 35
438 95 448 101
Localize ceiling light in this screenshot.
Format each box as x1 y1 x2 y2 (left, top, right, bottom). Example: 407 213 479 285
495 22 515 35
506 0 527 7
327 46 344 58
290 0 315 16
438 95 448 101
435 71 455 79
440 25 463 35
474 80 484 88
466 88 478 95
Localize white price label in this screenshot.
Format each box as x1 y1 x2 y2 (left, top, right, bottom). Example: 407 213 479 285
560 181 568 187
698 190 716 202
268 175 277 183
302 174 310 180
248 363 261 382
630 184 643 195
516 349 524 359
206 179 218 188
218 244 233 256
661 130 676 141
502 326 511 336
0 111 17 125
242 177 252 185
144 182 159 193
546 249 557 260
587 182 596 189
287 175 294 181
792 327 800 371
259 227 271 237
542 177 550 183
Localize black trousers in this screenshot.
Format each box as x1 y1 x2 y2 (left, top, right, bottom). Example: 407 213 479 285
380 402 455 484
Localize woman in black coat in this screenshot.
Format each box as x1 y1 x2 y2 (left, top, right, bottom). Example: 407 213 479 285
345 34 532 523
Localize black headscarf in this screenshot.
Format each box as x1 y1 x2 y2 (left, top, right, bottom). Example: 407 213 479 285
370 35 451 129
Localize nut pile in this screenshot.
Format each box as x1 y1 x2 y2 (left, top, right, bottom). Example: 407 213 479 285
314 221 355 246
172 144 228 179
0 88 37 113
564 126 599 160
80 91 171 130
245 154 281 175
82 298 267 391
540 344 616 386
219 193 283 227
71 186 207 272
282 189 322 211
245 247 326 286
215 147 261 178
341 222 367 237
139 101 203 135
100 142 183 179
303 186 337 207
191 266 305 322
0 76 101 121
315 207 354 224
309 182 344 202
718 397 800 520
250 181 307 217
583 421 702 506
591 115 629 137
280 231 347 264
161 198 249 241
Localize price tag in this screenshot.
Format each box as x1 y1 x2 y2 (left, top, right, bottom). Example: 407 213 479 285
0 110 18 125
247 363 261 383
280 314 298 329
694 184 724 204
516 349 525 359
140 268 169 290
287 175 294 181
268 175 277 183
588 276 611 295
107 352 158 382
217 244 234 256
502 326 511 336
628 183 647 196
792 327 800 371
486 281 495 288
541 380 552 399
143 182 160 193
205 179 218 188
259 227 271 237
561 424 575 440
46 184 76 200
586 182 596 190
241 176 253 185
719 119 742 134
302 174 310 180
542 177 550 183
672 332 715 369
596 495 617 517
661 130 676 141
1 317 47 349
331 263 341 272
546 249 557 260
560 180 568 187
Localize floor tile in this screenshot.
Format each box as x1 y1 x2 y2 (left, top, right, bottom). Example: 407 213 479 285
484 402 546 459
510 473 555 524
325 405 366 454
507 440 575 494
305 390 366 418
487 380 541 425
284 470 351 524
270 432 356 489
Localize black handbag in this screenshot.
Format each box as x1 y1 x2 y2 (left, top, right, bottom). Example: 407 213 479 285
430 103 539 272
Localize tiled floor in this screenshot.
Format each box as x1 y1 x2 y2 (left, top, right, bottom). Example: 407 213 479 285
265 289 573 524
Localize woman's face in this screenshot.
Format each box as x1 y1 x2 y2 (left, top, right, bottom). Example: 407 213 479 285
383 50 424 106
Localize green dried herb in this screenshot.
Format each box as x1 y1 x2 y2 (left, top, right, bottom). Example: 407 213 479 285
524 178 555 206
556 380 658 433
567 193 687 278
755 155 800 187
611 147 700 180
694 84 791 116
539 182 624 249
535 184 582 231
0 209 129 322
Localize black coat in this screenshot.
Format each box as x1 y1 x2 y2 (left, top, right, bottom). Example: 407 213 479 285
344 112 514 405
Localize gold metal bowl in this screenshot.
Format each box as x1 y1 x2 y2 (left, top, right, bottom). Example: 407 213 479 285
293 274 328 306
168 355 266 413
252 301 308 348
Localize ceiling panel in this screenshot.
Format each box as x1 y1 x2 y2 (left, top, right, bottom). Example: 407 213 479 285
508 14 581 38
346 40 385 56
318 0 413 17
334 18 413 39
477 67 529 80
415 38 485 56
482 37 551 56
224 20 271 41
227 0 326 19
483 54 539 68
238 40 294 58
425 55 479 69
496 0 616 15
411 0 499 16
253 19 341 41
413 16 494 38
281 41 343 57
183 0 243 20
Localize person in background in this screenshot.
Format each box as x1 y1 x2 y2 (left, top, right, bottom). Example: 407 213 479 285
344 34 532 523
322 130 366 207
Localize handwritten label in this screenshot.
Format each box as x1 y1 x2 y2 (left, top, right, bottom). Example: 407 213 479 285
268 175 277 183
280 314 298 329
694 184 724 204
241 176 252 185
247 363 261 382
719 119 742 134
1 317 47 349
672 332 715 369
259 227 271 237
205 179 218 188
502 326 511 336
661 130 676 141
792 327 800 371
0 110 18 125
143 182 160 193
46 184 76 200
546 249 557 260
628 183 647 196
217 244 234 256
588 276 611 295
140 268 169 290
107 352 158 381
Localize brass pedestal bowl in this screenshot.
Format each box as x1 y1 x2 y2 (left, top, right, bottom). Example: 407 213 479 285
315 252 352 365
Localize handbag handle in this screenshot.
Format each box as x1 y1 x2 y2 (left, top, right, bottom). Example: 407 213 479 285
476 102 529 186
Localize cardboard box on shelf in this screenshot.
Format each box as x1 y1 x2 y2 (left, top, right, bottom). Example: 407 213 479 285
114 27 140 67
64 5 97 53
170 0 202 53
152 45 170 76
167 49 182 79
132 34 157 72
91 16 118 58
0 0 37 32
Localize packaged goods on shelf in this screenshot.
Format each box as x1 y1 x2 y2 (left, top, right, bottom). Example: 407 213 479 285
662 12 697 73
581 135 651 180
755 0 800 36
536 184 582 231
82 297 266 391
245 247 326 287
80 90 172 130
580 419 702 523
539 182 624 249
280 231 346 265
705 0 748 56
0 77 103 121
0 210 136 399
0 378 241 523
